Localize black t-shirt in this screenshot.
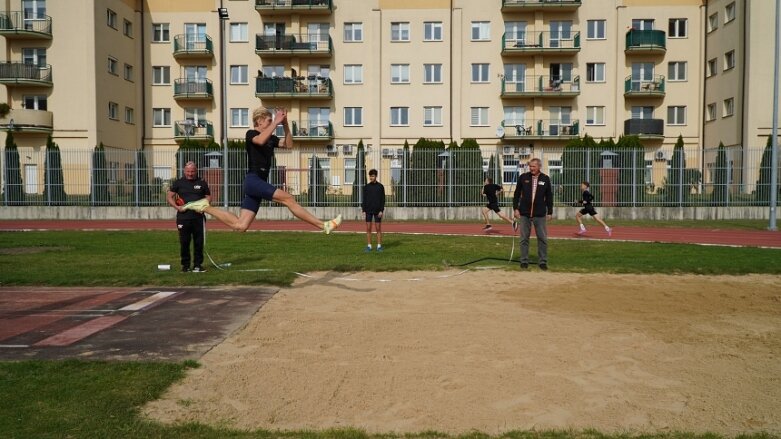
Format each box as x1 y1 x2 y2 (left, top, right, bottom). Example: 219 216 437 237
582 189 594 206
483 183 502 204
246 129 279 180
170 176 210 220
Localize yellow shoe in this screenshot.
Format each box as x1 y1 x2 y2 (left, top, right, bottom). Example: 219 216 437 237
323 214 342 235
182 198 210 213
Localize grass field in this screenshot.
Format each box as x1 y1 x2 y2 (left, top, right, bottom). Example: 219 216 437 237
0 227 779 438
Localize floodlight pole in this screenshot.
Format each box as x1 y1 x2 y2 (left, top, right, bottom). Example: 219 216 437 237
218 3 229 208
770 0 780 231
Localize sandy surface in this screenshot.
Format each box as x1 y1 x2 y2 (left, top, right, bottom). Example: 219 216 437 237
144 271 781 435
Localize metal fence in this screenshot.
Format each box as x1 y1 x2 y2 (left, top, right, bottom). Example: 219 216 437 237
1 145 778 208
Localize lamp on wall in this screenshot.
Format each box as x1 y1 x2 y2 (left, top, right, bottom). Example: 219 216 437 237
218 3 229 207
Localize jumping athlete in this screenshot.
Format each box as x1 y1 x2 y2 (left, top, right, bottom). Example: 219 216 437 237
576 181 612 237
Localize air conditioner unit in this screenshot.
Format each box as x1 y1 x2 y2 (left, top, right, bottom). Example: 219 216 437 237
326 144 337 155
503 146 518 154
396 148 404 157
654 150 668 161
382 148 393 157
518 146 531 156
343 144 354 155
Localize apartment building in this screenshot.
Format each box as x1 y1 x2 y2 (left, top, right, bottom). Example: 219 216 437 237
3 0 757 197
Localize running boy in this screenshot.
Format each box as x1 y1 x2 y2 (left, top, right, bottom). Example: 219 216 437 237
481 177 517 231
361 169 386 252
576 181 612 236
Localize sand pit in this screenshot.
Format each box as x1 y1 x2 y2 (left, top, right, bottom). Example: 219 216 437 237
144 271 781 435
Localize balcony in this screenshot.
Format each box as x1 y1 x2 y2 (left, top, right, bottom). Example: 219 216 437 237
0 63 52 87
173 34 214 59
624 75 666 98
625 29 666 54
256 76 333 99
501 0 581 12
255 0 332 14
255 34 332 57
0 11 52 39
173 78 214 100
624 118 664 139
174 120 214 142
291 120 333 141
503 118 580 140
501 76 580 98
502 31 580 55
0 108 53 134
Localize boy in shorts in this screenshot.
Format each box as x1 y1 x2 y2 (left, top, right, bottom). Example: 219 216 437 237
576 181 612 236
481 177 517 231
361 169 385 252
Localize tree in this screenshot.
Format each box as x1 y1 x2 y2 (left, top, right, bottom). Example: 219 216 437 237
755 135 779 204
226 139 245 206
399 140 410 207
3 131 23 205
92 143 111 205
712 142 728 204
351 140 366 206
451 138 485 205
307 154 327 206
136 147 153 205
613 135 645 206
43 135 66 205
408 138 445 206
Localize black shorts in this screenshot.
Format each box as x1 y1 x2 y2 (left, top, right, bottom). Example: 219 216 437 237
579 205 598 216
365 212 382 223
486 202 500 213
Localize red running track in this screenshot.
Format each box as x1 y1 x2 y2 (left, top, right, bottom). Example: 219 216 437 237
1 219 780 248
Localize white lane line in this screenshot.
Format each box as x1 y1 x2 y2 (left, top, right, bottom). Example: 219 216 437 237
119 291 178 311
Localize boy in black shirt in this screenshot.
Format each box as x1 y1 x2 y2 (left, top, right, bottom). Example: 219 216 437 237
361 169 386 252
481 177 517 231
576 181 612 236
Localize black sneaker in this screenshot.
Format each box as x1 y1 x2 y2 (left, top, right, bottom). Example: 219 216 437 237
539 263 548 271
483 224 492 230
192 266 206 273
520 262 528 269
181 266 190 273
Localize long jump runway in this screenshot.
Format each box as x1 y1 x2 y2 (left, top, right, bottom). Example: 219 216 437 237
0 286 277 361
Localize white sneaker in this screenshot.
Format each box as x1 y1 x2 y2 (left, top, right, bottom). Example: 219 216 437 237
323 214 342 235
182 198 210 213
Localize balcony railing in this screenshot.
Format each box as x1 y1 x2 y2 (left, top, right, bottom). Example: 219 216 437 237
501 0 581 11
0 11 52 39
173 78 214 99
256 76 333 99
501 31 580 54
291 120 334 140
501 76 580 97
255 34 332 56
625 29 666 54
173 34 214 58
624 75 666 97
0 108 53 134
0 62 52 86
503 118 580 139
624 118 664 138
255 0 333 14
174 120 214 141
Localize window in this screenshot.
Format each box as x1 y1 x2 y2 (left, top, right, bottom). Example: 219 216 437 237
123 19 133 37
587 20 606 39
262 65 284 77
424 64 443 83
123 63 133 81
631 19 654 30
707 58 717 77
668 18 687 38
391 22 409 42
152 23 169 42
724 50 735 70
631 106 654 119
230 23 248 42
708 13 718 32
125 107 134 124
471 21 490 41
424 21 443 41
107 57 118 75
502 153 519 185
723 98 734 117
344 65 363 84
230 65 248 84
471 63 489 82
22 48 46 66
586 106 605 125
152 66 170 85
107 9 117 29
344 107 363 126
706 103 717 121
231 108 249 127
344 22 363 42
108 102 119 120
504 106 526 128
391 64 410 83
344 157 356 185
470 107 488 126
725 2 736 23
390 107 409 126
23 95 47 111
424 106 442 126
153 108 171 126
586 63 605 82
668 61 687 81
667 106 686 125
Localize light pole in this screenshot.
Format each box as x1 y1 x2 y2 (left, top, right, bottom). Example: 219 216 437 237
218 4 229 208
770 0 780 231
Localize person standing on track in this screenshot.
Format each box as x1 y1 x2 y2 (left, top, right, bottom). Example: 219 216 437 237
576 181 612 237
167 161 211 272
180 107 342 234
361 168 386 252
481 177 517 232
513 158 553 270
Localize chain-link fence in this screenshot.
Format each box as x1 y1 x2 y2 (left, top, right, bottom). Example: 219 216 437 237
1 144 779 208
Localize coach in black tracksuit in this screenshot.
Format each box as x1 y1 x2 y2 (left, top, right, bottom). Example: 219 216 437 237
513 158 553 270
167 161 211 272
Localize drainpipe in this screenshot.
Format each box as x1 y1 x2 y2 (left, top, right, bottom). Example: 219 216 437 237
139 0 146 151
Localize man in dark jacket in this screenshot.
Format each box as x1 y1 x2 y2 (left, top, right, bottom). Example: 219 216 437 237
361 168 386 252
512 158 553 270
167 161 211 272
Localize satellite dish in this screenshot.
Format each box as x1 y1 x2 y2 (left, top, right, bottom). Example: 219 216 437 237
495 125 505 138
